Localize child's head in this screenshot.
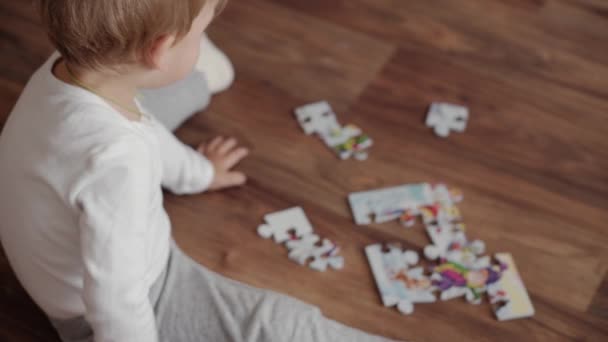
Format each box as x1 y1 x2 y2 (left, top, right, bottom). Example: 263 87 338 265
38 0 227 87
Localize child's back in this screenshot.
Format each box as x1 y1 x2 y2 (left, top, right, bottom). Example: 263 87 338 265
0 53 171 321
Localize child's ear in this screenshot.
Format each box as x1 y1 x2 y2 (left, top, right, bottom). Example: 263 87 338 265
144 34 176 70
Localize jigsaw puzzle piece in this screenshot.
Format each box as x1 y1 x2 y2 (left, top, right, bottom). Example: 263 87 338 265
445 240 487 268
365 244 435 315
257 207 314 244
349 183 434 225
423 222 468 261
329 125 374 160
398 208 419 228
431 260 506 305
415 184 464 226
486 253 535 321
309 247 344 272
286 234 343 272
426 102 469 138
294 101 342 136
321 124 362 147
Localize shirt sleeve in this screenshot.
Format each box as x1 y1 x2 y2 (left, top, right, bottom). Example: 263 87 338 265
149 116 215 195
76 137 159 342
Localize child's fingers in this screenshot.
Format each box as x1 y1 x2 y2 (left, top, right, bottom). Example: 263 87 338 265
206 136 224 152
215 171 247 190
221 147 249 170
217 137 238 155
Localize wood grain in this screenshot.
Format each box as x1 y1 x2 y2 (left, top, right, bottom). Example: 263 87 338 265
1 0 607 341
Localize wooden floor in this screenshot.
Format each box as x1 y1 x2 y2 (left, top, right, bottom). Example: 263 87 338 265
1 1 607 341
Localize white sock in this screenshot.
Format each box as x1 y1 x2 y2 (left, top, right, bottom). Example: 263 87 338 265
196 34 235 95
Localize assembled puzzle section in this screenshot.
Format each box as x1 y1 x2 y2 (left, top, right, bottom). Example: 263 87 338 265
356 182 534 321
365 243 436 315
295 101 373 160
257 207 344 272
426 102 469 138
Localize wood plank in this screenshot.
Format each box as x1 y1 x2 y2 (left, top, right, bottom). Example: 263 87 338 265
0 251 59 341
1 0 607 340
168 69 608 340
342 47 608 313
0 1 53 84
207 0 395 112
589 273 608 321
270 0 608 98
0 79 23 129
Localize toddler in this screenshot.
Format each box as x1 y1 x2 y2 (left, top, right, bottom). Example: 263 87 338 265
0 1 392 341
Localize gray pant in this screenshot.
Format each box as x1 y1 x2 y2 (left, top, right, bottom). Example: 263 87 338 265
50 72 393 342
51 242 390 342
139 70 212 131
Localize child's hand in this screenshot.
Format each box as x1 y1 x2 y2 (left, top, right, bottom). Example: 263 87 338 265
197 136 249 191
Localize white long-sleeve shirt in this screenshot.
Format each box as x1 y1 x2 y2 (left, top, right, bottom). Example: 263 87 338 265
0 54 214 341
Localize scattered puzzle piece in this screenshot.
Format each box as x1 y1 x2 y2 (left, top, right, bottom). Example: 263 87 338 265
257 207 314 243
295 102 372 160
322 125 373 160
487 253 535 321
285 234 344 271
366 244 436 315
294 101 341 136
258 207 343 272
426 102 469 138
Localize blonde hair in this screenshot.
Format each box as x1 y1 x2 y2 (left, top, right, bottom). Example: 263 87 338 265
37 0 227 70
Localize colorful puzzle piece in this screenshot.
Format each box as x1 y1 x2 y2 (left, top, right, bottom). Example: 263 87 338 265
295 102 372 160
487 253 535 321
349 183 434 225
431 260 506 305
366 244 436 315
322 125 373 160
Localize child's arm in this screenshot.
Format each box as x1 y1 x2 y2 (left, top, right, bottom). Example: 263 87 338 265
150 117 248 194
76 137 159 342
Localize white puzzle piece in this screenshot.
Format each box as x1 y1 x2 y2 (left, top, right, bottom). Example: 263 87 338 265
431 183 463 206
424 222 487 269
258 207 343 272
426 102 469 138
445 241 488 269
423 222 468 260
487 253 534 321
286 235 344 272
294 101 341 136
349 183 434 225
365 244 436 315
418 184 464 225
257 207 314 243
